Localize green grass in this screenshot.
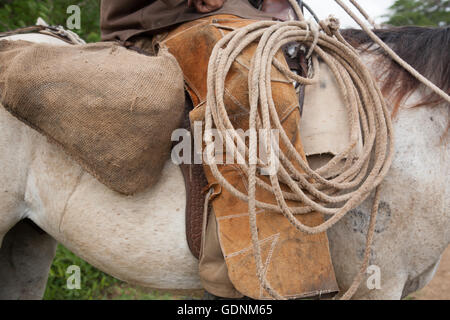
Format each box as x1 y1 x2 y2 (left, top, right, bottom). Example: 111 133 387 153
0 0 101 43
43 245 175 300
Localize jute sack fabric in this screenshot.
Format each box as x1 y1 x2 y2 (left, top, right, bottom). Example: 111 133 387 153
0 40 185 195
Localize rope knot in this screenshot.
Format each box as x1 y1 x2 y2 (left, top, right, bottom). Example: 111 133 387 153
319 15 341 36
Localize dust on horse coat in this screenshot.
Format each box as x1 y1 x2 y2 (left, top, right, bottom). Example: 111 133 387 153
0 30 448 300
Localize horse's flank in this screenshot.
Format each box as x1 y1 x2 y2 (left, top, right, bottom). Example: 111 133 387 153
343 26 450 138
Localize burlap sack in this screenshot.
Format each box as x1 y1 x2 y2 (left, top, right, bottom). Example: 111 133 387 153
0 40 185 195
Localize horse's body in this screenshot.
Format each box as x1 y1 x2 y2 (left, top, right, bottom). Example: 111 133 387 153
0 30 448 300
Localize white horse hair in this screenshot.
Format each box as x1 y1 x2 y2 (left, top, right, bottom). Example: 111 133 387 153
0 32 448 300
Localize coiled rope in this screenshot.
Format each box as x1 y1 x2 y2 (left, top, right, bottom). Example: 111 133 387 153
204 0 449 300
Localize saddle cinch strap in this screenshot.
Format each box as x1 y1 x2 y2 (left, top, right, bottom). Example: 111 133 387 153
161 15 339 299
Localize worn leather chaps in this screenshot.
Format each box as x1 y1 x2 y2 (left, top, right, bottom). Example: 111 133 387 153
159 15 339 299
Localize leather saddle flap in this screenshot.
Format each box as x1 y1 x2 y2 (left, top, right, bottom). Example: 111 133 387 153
161 15 339 299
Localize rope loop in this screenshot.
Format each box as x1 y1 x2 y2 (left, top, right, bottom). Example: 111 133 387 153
204 0 450 300
319 15 340 37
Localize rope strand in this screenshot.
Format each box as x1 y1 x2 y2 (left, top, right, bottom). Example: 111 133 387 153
204 0 446 299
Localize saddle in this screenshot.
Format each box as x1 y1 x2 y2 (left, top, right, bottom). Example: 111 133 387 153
157 15 339 299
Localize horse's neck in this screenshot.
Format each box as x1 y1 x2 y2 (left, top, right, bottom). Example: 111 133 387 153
368 51 448 149
362 51 430 108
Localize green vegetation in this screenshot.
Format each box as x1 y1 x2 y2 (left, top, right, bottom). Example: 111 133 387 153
44 245 176 300
384 0 449 27
0 0 100 42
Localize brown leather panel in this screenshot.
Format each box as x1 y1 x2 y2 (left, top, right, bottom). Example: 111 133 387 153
203 165 339 298
178 99 209 259
181 163 209 259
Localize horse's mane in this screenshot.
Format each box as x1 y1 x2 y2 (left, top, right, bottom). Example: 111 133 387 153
341 26 450 117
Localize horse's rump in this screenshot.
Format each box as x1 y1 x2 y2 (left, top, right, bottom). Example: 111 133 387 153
0 40 185 195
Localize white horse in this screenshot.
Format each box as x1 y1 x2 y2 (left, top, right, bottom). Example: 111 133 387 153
0 26 448 300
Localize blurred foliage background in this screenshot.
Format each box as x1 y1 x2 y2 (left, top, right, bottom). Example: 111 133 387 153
0 0 447 300
0 0 101 42
0 0 447 44
385 0 449 27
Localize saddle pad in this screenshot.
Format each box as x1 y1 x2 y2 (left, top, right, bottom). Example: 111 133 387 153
0 40 185 195
162 15 339 299
300 61 363 158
